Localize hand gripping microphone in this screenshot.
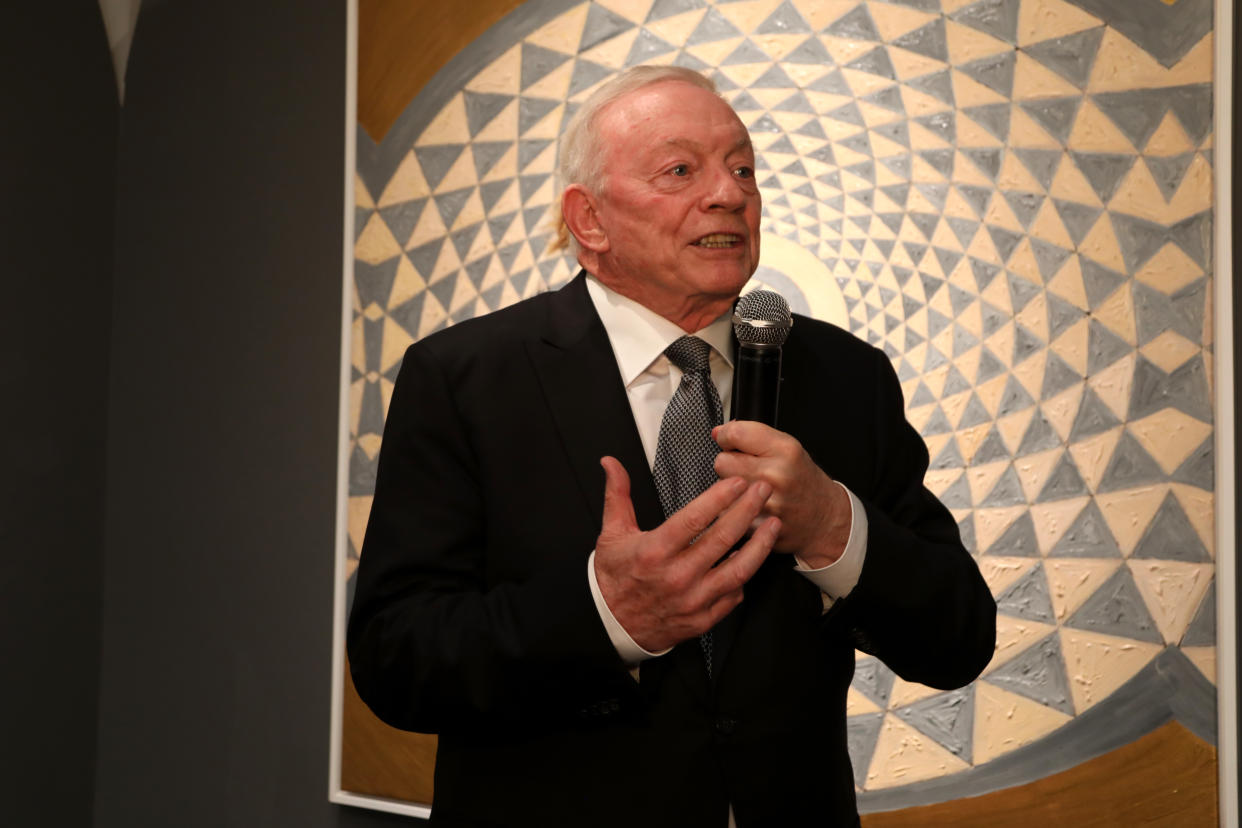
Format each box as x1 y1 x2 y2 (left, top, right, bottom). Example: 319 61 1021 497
731 289 793 426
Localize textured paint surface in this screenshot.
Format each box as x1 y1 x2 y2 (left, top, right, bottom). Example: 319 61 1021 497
345 0 1218 810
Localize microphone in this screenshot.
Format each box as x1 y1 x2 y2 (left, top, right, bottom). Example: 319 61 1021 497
731 289 793 426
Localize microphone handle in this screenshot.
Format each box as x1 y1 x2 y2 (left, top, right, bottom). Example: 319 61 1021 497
732 343 782 426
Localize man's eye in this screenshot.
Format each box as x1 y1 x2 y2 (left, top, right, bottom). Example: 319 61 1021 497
734 166 754 179
670 164 689 176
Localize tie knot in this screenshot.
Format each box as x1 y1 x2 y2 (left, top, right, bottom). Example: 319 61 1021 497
665 335 712 373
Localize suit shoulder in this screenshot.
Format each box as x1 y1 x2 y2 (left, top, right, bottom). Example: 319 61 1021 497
406 282 568 367
789 313 885 363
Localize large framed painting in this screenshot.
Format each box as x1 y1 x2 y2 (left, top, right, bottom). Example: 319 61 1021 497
330 0 1236 823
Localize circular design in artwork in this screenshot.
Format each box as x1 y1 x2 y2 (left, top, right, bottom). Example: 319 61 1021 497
348 0 1218 808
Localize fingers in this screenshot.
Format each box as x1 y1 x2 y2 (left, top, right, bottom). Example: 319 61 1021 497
712 420 780 454
598 456 637 536
659 476 749 549
698 516 780 608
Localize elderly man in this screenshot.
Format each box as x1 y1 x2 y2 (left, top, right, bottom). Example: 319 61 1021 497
348 66 996 827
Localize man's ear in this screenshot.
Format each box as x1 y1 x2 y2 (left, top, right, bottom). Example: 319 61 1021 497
561 185 609 253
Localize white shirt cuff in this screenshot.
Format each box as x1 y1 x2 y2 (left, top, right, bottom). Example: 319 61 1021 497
587 550 671 665
793 483 867 610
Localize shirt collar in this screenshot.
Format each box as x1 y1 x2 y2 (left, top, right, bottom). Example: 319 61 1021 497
585 274 735 386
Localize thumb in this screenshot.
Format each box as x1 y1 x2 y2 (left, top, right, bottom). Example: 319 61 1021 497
599 456 638 536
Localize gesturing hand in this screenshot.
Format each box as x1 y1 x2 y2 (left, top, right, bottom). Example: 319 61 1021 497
592 456 780 653
712 420 852 569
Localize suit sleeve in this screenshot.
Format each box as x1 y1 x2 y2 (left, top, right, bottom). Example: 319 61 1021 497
346 342 631 735
830 346 996 690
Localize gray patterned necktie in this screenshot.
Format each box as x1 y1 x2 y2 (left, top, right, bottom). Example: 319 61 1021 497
652 335 724 677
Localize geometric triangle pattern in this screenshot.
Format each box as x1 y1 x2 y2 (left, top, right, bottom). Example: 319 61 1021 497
348 0 1218 807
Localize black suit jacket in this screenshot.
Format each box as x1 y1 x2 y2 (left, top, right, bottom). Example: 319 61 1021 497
348 273 996 827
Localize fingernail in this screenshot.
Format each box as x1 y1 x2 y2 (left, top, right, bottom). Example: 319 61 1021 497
730 477 747 493
755 481 772 499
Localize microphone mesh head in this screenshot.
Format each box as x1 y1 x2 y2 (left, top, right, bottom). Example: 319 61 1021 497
733 289 792 346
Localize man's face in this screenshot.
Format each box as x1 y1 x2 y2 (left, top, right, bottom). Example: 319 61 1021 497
588 81 762 328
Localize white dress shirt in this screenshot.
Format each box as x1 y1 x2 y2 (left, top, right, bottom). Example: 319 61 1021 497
582 275 868 664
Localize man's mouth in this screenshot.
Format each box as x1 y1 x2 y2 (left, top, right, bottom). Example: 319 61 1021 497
693 233 743 248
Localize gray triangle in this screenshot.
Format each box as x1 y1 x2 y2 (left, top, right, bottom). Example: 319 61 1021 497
1070 152 1135 204
827 100 865 126
1020 98 1081 146
1170 211 1212 270
785 35 836 65
354 207 372 242
892 18 949 61
354 256 401 310
1050 500 1120 557
907 69 955 106
1066 566 1162 643
957 394 992 430
894 687 975 762
449 224 482 260
1068 386 1121 442
925 344 949 372
826 4 881 41
1054 199 1102 247
414 144 466 191
1108 212 1168 273
874 119 911 147
493 237 522 271
1018 412 1063 456
959 185 993 218
1129 355 1212 423
1097 431 1166 494
350 441 380 496
846 713 884 789
1013 148 1062 192
976 346 1007 383
1182 583 1215 647
1144 153 1195 202
958 51 1016 99
1092 89 1172 150
970 257 1001 289
756 0 811 34
1132 493 1210 562
935 247 962 276
947 213 981 247
965 148 1003 180
581 4 636 51
646 0 705 22
997 562 1056 622
939 471 972 508
1037 453 1089 501
517 138 553 172
674 50 712 72
958 514 976 553
378 199 427 249
921 405 954 436
1167 84 1213 145
518 97 559 136
1134 280 1207 347
985 633 1075 715
1023 27 1104 89
1041 351 1081 400
433 187 475 232
982 465 1028 508
626 28 679 66
729 89 764 112
1004 191 1043 229
950 0 1020 44
853 657 895 706
1013 323 1043 364
463 91 514 140
947 279 973 312
931 437 965 470
846 46 897 79
1085 319 1132 374
388 289 427 341
973 427 1010 464
809 68 851 95
462 253 491 288
1047 294 1084 341
998 375 1035 416
567 59 616 98
520 43 571 91
753 63 798 89
1172 436 1214 490
920 149 955 177
427 273 460 314
471 142 511 181
1006 271 1040 312
1030 238 1071 281
888 0 941 8
686 6 742 44
915 111 955 145
927 307 952 339
1081 260 1125 310
866 85 907 114
406 238 443 281
963 103 1010 142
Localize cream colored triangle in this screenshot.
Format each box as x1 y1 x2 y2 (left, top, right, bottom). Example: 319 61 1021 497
355 212 404 266
1040 380 1084 444
592 0 653 24
1128 559 1213 644
582 27 641 68
1076 210 1126 271
1028 201 1075 250
451 189 487 234
846 685 884 716
1014 292 1049 342
888 677 946 709
784 63 833 91
974 506 1031 553
1134 243 1205 295
984 190 1025 233
1107 160 1179 222
436 148 481 195
1144 111 1196 157
975 371 1009 419
867 1 936 41
521 102 567 141
355 173 376 209
1139 331 1200 374
1006 239 1044 285
418 94 471 146
524 178 558 211
1046 557 1122 623
1182 646 1216 684
988 616 1058 672
1030 496 1092 553
1017 0 1103 46
1045 255 1088 310
864 714 971 789
389 254 428 310
945 19 1012 64
718 62 777 89
791 0 857 31
685 38 745 69
1011 340 1046 395
1128 409 1213 475
1085 353 1133 423
1096 484 1171 556
1171 484 1215 560
1089 29 1212 93
429 238 464 283
1067 426 1124 495
466 44 522 95
1092 282 1137 346
714 0 783 34
889 48 949 83
526 5 588 53
381 316 415 374
1012 51 1081 101
1015 447 1062 502
406 197 449 249
1060 628 1163 712
900 84 956 119
495 280 522 312
1160 155 1214 221
956 421 992 467
821 34 883 66
378 151 431 207
996 408 1035 455
754 32 814 62
951 68 1009 108
974 681 1073 765
1067 98 1137 153
1049 152 1104 206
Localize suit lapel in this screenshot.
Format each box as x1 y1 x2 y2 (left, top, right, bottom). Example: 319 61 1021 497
526 273 664 533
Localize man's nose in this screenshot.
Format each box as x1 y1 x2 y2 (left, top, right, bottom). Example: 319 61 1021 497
700 166 748 211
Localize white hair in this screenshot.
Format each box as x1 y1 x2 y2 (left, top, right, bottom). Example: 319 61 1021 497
552 66 722 254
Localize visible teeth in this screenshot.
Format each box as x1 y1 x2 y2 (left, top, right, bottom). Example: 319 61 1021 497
696 234 740 248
